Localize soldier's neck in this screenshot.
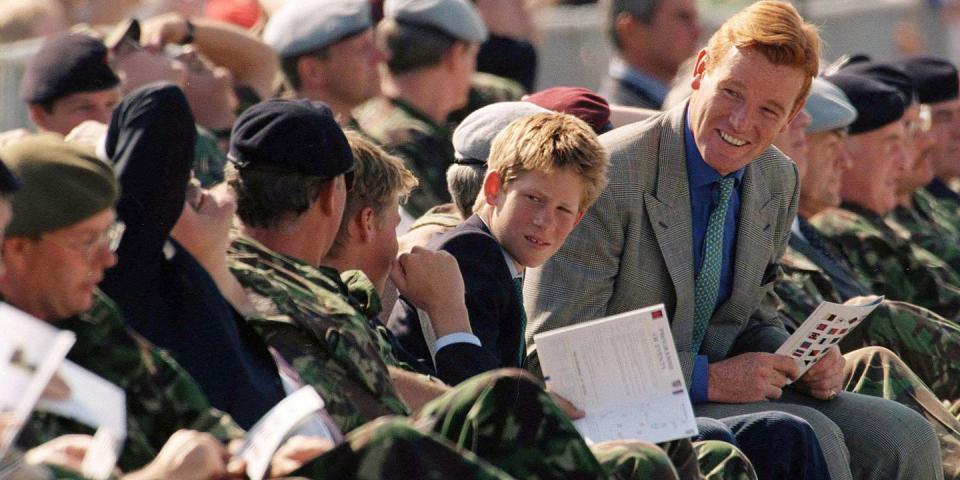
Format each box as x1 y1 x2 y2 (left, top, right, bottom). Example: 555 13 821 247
381 72 457 125
243 224 326 268
298 88 357 125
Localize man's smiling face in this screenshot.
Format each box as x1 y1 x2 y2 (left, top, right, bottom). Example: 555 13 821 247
687 46 807 175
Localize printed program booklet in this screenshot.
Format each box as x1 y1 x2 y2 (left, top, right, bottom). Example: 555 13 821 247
534 304 698 444
776 295 883 381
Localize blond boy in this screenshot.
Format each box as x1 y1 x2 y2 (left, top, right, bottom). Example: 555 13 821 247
388 112 607 385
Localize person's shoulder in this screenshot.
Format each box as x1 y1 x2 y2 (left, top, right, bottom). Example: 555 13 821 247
436 218 507 271
811 207 882 239
599 108 669 150
749 144 799 190
781 246 822 273
354 97 436 147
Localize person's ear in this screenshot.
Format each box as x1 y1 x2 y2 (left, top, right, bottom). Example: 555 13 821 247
297 55 326 90
312 178 338 217
1 237 33 277
482 170 503 207
574 209 585 226
27 104 51 130
356 206 377 243
442 41 467 73
690 49 709 91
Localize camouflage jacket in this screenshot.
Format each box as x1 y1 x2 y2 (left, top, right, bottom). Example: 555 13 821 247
776 246 960 401
353 97 454 217
811 203 960 320
914 188 960 235
19 291 242 472
887 193 960 272
228 236 409 433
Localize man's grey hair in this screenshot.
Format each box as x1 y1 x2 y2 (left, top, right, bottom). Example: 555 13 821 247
446 163 486 219
606 0 662 50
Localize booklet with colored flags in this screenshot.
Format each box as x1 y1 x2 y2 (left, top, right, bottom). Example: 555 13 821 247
776 295 883 381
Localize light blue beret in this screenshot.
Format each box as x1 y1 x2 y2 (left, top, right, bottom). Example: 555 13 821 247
385 0 488 43
453 101 549 164
805 77 858 134
264 0 371 58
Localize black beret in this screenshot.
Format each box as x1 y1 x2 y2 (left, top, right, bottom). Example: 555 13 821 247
229 99 355 178
824 72 906 135
840 61 917 106
21 32 120 104
894 56 959 104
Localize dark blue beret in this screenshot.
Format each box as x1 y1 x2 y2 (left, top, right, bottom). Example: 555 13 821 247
21 32 120 104
229 99 355 178
824 72 906 135
840 61 916 106
894 56 959 104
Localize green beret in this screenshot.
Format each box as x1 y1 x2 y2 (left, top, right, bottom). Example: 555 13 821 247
1 135 119 236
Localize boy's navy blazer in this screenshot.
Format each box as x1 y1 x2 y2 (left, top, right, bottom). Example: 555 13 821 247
387 214 525 385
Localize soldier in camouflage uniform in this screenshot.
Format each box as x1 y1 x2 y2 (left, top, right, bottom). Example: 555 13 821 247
892 58 960 250
353 0 489 217
773 75 960 477
0 136 248 478
780 76 960 402
263 0 387 127
813 71 960 320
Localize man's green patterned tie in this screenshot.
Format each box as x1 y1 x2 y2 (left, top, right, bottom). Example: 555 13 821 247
691 176 736 352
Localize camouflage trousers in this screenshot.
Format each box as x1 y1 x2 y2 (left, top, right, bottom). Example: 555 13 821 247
592 438 754 480
692 440 756 480
844 346 960 479
841 300 960 403
415 368 755 480
290 416 513 479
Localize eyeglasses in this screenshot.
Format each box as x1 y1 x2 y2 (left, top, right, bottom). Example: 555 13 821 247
45 221 126 259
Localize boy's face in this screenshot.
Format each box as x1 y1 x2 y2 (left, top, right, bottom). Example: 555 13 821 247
484 168 585 269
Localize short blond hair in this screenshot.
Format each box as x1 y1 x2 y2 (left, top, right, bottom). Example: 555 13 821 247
475 112 608 213
328 131 418 256
705 0 820 109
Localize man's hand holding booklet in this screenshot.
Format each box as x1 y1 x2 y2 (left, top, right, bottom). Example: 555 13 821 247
775 295 883 381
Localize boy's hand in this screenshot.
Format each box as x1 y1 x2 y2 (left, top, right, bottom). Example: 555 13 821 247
268 435 333 477
390 247 471 337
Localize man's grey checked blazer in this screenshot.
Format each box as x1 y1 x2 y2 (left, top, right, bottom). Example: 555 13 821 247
523 103 799 382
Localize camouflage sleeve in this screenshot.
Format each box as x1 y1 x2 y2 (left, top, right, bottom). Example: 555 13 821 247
290 417 514 480
125 331 245 445
825 230 960 320
249 321 410 434
774 252 844 332
392 132 454 218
